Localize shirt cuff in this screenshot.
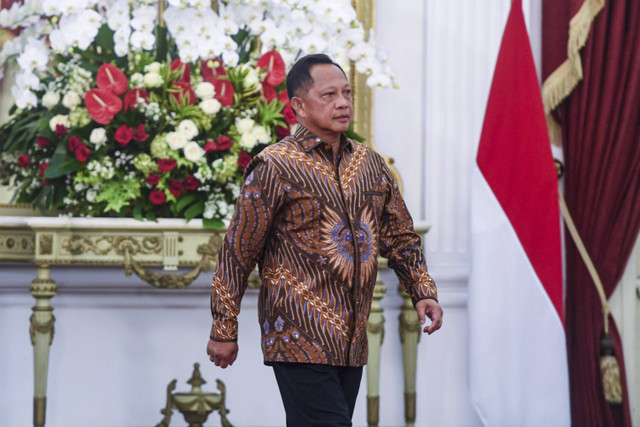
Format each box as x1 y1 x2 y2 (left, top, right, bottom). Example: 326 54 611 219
210 318 238 341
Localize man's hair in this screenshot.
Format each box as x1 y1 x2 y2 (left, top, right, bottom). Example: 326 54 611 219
286 53 347 101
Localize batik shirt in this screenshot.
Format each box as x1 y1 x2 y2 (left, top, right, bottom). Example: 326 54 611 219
210 125 437 367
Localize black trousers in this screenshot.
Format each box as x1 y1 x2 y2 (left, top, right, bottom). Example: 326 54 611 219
271 362 363 427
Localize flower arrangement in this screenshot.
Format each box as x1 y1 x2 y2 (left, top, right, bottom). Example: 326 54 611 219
0 0 394 227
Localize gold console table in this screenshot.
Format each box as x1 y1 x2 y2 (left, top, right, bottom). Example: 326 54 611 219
0 215 426 427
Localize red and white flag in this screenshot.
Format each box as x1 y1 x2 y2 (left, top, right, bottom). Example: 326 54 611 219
468 1 570 425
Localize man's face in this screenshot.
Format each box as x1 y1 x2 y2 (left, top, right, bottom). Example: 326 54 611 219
292 64 353 137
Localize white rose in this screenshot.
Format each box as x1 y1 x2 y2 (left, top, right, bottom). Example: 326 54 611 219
42 91 60 109
235 117 255 134
89 128 107 146
62 91 81 110
144 62 161 73
143 72 163 88
166 132 188 150
177 119 199 139
239 132 258 150
183 141 205 162
195 82 215 100
251 125 271 144
49 114 71 132
86 189 97 202
199 99 222 116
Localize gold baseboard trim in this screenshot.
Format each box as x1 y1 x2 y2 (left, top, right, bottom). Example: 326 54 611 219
34 396 46 427
367 395 379 426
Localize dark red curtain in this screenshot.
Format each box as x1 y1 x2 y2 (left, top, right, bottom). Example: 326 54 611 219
543 1 640 425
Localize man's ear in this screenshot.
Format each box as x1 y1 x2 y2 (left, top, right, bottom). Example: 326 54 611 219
291 96 305 119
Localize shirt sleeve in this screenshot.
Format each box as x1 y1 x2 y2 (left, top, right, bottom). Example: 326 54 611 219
378 167 438 306
210 155 281 341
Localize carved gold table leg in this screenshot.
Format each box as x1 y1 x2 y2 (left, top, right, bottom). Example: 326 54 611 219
366 268 386 427
398 287 421 427
29 264 57 427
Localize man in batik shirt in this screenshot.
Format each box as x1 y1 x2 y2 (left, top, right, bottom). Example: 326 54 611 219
207 53 443 426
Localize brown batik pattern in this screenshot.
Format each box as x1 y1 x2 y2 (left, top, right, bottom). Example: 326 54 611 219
210 124 437 366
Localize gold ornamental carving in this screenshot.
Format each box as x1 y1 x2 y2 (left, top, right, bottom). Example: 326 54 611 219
62 235 162 256
39 234 53 255
124 234 222 289
0 233 35 255
29 311 55 346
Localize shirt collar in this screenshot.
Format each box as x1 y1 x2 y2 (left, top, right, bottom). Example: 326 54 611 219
292 124 354 153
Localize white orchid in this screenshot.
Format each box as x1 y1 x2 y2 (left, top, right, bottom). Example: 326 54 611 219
11 86 38 110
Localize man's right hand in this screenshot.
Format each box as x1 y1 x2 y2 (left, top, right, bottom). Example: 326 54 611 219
206 339 239 369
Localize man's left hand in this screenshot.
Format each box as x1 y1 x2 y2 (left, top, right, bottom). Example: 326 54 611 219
415 298 443 335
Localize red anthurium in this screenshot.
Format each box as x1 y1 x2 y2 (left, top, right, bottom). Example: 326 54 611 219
257 50 286 87
133 124 149 142
123 88 150 112
238 151 252 169
278 90 290 106
170 58 191 83
85 89 122 125
146 173 161 186
18 154 29 168
36 136 50 148
262 81 278 103
201 58 227 83
282 105 297 125
96 63 128 95
114 125 134 145
171 81 196 106
68 135 82 152
75 144 90 162
39 162 49 176
168 179 184 197
158 158 177 172
213 79 235 107
54 124 68 137
183 175 200 190
149 190 167 205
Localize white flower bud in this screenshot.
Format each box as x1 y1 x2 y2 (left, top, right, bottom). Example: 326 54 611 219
195 82 215 100
183 141 205 162
199 99 222 116
143 72 163 88
89 128 107 146
62 91 81 110
177 119 198 139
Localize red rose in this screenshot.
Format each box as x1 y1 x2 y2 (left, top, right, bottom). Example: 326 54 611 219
146 173 161 186
68 135 82 152
171 58 191 83
216 135 232 150
39 162 49 176
123 88 150 112
183 175 200 190
96 63 128 95
114 125 134 145
149 190 167 205
238 151 252 169
276 126 291 140
158 158 177 172
168 179 184 196
75 144 90 162
133 124 149 142
54 124 68 137
18 154 29 168
36 136 50 148
204 140 217 152
283 105 297 125
171 81 196 106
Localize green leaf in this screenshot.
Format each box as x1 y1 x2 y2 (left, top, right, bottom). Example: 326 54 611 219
95 179 142 213
95 24 115 53
133 200 143 221
203 217 225 230
45 142 80 178
184 200 204 221
176 193 198 212
155 25 168 62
